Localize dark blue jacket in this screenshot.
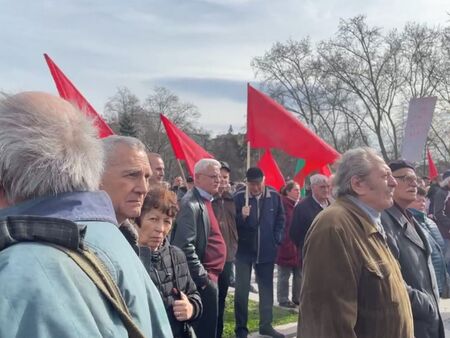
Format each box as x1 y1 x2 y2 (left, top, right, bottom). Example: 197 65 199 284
233 186 285 264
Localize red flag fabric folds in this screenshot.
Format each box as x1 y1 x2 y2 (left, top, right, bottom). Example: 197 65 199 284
160 114 213 176
44 53 114 138
427 148 439 180
257 149 286 191
319 164 332 177
247 84 339 181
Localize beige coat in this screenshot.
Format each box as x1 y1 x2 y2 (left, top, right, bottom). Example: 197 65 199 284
298 197 413 338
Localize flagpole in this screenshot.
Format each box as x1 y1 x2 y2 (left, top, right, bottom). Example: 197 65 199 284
176 159 187 184
245 141 250 206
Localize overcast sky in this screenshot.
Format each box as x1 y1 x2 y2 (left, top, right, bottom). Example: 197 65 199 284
1 0 449 134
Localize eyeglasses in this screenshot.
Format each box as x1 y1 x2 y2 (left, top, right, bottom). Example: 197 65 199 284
393 175 418 185
199 173 221 181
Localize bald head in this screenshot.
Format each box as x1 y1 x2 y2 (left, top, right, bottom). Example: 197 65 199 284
0 91 103 204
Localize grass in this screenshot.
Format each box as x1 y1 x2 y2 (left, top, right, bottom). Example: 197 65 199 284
222 293 298 338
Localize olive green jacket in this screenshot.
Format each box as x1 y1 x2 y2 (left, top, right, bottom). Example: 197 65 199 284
298 197 413 338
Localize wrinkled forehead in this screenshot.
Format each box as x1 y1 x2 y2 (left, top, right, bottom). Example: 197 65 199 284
201 164 220 174
108 144 149 168
392 167 416 177
368 157 390 173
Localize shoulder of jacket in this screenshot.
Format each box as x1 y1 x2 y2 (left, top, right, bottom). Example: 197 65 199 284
234 189 246 199
266 186 280 196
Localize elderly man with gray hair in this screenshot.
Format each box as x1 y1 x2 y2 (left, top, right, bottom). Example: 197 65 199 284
0 92 172 337
290 173 331 252
297 147 413 338
100 135 152 255
171 158 226 338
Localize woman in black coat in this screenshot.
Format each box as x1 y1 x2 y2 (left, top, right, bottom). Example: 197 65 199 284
136 186 202 338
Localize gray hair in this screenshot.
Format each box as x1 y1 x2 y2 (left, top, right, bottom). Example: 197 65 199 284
102 135 147 166
0 92 104 202
310 174 329 186
334 147 384 197
194 158 221 174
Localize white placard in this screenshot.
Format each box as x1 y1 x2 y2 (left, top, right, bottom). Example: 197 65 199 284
400 97 437 162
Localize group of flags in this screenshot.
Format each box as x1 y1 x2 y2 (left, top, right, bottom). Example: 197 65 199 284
42 53 441 188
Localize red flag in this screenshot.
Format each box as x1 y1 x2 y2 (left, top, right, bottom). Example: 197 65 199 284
257 149 285 191
319 164 332 177
427 148 439 180
44 53 114 138
247 84 339 179
160 114 213 176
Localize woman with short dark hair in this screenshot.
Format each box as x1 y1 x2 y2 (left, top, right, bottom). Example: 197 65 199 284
136 186 202 337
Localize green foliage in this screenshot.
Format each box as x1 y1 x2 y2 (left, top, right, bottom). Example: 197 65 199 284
119 112 137 137
222 293 298 338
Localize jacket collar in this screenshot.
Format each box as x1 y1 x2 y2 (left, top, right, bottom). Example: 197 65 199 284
385 204 426 251
0 216 85 251
336 196 380 237
248 186 271 200
0 191 118 226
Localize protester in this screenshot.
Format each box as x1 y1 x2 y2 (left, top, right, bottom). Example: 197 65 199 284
171 158 226 338
136 186 203 338
298 147 413 338
0 92 171 337
276 181 301 308
381 159 444 338
100 135 152 255
433 170 450 273
177 176 194 201
428 174 442 218
148 152 166 182
409 187 449 297
290 174 331 251
212 161 238 338
171 176 184 193
234 167 285 338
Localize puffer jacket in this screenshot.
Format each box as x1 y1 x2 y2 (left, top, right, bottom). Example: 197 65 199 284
410 208 448 296
140 240 203 338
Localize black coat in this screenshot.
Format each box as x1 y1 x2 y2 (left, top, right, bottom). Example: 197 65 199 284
171 187 211 289
381 205 444 338
289 195 324 251
140 240 203 338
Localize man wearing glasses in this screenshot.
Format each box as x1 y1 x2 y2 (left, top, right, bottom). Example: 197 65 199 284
381 160 444 338
171 158 226 338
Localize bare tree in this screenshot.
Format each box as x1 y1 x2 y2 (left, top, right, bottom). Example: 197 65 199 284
318 16 406 160
104 86 204 179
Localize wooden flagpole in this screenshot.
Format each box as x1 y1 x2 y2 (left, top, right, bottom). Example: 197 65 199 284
245 141 250 206
177 159 187 184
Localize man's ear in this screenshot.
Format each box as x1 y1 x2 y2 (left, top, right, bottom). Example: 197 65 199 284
350 176 365 196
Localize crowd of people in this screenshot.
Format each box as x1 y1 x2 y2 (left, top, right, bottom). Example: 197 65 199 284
0 91 449 338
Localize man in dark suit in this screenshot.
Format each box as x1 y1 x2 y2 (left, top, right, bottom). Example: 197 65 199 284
381 160 444 338
171 158 226 338
290 174 331 252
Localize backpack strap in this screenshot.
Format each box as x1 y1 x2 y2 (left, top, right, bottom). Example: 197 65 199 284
51 244 146 338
